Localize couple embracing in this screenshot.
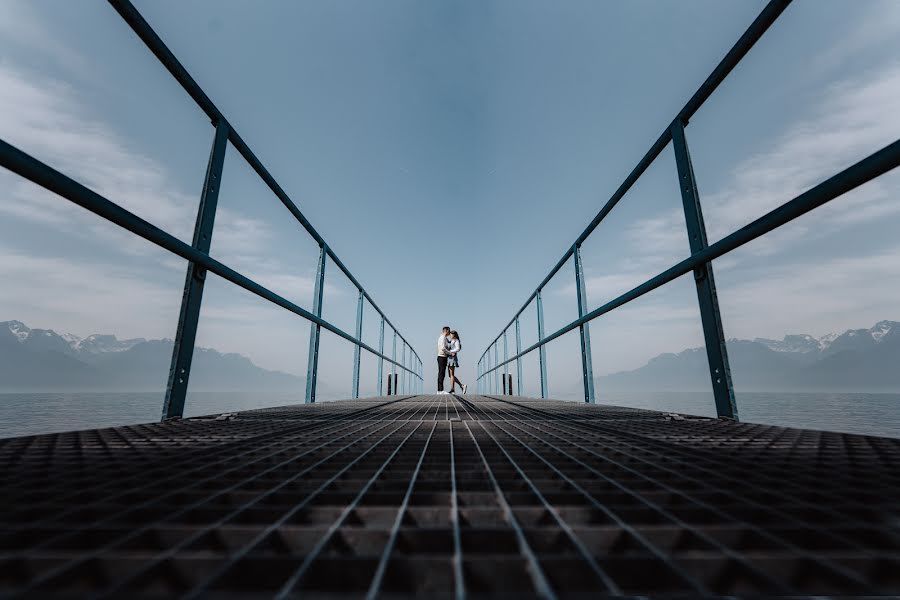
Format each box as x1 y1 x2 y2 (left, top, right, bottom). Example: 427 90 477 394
436 326 466 394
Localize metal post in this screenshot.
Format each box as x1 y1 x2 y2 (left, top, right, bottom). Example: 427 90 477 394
476 359 480 393
487 349 492 394
515 317 523 396
387 373 392 395
508 374 513 395
351 289 364 399
502 330 509 395
162 120 229 420
392 330 397 391
304 243 327 404
671 119 738 420
377 317 385 396
573 245 596 404
493 344 500 395
536 290 549 399
401 343 407 394
502 373 507 395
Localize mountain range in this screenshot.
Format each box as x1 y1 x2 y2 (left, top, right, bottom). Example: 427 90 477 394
599 320 900 392
0 320 304 392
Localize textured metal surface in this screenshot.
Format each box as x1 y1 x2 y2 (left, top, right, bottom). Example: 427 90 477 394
2 395 899 598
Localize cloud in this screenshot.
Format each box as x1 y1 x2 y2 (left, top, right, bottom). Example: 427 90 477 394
718 244 900 341
0 62 196 249
0 1 92 77
555 56 900 373
0 58 320 370
0 244 182 340
703 61 900 250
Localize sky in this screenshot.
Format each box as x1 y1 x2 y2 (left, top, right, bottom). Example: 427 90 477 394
1 0 898 401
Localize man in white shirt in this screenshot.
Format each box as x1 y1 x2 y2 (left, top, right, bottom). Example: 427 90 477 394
436 326 451 393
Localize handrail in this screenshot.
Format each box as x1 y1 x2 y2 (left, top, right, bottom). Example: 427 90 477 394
478 0 791 364
0 0 423 419
478 139 900 375
476 0 900 420
108 0 423 365
0 139 417 373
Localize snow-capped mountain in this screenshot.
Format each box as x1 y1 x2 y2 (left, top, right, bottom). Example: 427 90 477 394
74 334 147 354
752 321 897 355
0 320 303 392
1 321 147 356
6 320 30 342
599 319 900 392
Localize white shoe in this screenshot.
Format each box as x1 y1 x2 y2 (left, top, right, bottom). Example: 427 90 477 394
462 384 468 394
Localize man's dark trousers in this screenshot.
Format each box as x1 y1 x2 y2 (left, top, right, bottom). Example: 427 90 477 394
437 356 448 392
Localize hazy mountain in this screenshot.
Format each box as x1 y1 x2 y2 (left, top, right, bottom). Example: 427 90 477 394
599 320 900 393
0 320 304 392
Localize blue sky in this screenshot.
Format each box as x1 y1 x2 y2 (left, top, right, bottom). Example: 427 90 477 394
1 0 898 400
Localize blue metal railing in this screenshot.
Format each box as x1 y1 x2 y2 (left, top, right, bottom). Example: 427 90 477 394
0 0 423 419
476 0 900 419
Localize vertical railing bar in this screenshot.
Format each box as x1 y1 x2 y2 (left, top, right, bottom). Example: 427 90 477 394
391 330 397 395
573 244 596 404
162 120 230 420
493 343 500 395
476 360 479 394
502 330 509 395
536 289 549 399
514 317 523 397
377 316 385 396
487 347 492 394
671 119 738 420
304 243 327 404
401 342 407 394
351 289 364 399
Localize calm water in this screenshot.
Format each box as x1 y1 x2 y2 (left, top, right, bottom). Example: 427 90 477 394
0 391 898 439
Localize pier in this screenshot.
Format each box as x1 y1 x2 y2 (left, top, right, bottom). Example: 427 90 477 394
2 395 899 597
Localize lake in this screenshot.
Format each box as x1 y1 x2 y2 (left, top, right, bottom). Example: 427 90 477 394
0 391 898 439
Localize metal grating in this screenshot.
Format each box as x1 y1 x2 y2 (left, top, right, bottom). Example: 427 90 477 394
1 395 900 598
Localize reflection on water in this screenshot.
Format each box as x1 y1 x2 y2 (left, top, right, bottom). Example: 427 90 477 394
1 391 898 440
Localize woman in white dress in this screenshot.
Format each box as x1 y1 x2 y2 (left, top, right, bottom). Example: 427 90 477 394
447 330 467 394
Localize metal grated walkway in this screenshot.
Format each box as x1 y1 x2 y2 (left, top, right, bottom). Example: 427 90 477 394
1 395 899 598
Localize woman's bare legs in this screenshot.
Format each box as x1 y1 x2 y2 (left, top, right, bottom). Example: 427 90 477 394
449 366 464 392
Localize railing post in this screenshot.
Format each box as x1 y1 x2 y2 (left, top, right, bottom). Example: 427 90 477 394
391 330 397 394
573 245 596 404
493 343 500 395
351 289 364 398
401 342 407 394
536 290 549 398
502 330 509 395
304 243 327 404
671 119 739 420
162 120 229 420
515 317 523 396
377 317 385 395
